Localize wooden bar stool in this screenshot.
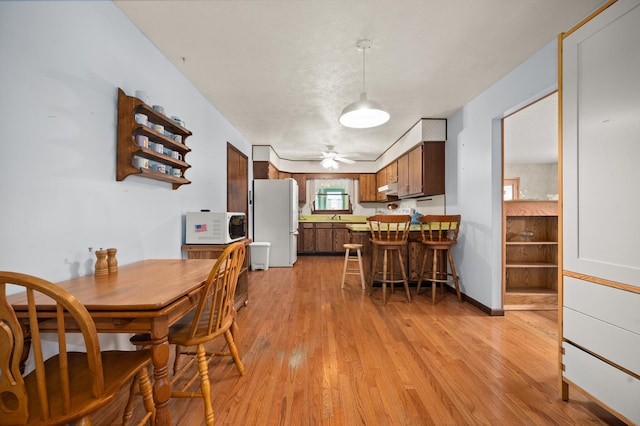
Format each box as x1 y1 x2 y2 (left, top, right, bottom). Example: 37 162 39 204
416 215 462 304
341 243 366 289
367 215 412 306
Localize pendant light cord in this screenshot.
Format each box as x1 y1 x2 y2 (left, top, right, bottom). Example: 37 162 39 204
361 46 366 93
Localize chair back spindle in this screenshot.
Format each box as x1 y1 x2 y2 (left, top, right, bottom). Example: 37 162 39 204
186 243 246 344
367 215 411 243
1 272 152 425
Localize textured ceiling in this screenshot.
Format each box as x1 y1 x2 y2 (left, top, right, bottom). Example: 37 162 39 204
115 0 601 165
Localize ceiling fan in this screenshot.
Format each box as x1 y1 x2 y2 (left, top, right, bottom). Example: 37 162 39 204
320 145 355 169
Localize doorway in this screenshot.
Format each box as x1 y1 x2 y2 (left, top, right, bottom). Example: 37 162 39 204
502 92 559 311
227 143 249 216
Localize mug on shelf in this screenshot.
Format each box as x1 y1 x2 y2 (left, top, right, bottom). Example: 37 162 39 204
171 151 183 161
165 165 173 175
152 105 165 115
151 163 166 173
172 168 182 177
153 143 164 154
172 135 182 143
151 124 164 134
134 113 148 126
135 135 149 148
134 90 149 104
163 147 172 156
170 116 185 127
133 156 149 170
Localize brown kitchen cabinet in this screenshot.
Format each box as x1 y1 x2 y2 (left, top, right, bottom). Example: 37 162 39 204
397 153 410 197
253 161 280 179
333 224 350 252
386 161 398 183
376 162 398 201
301 223 315 253
292 174 306 203
397 142 445 198
297 222 357 254
116 88 192 189
502 200 558 310
315 223 334 253
358 174 378 202
181 238 252 311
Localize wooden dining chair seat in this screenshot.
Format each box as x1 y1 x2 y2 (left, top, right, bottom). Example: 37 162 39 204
0 271 154 426
416 215 463 304
128 242 247 426
367 215 412 306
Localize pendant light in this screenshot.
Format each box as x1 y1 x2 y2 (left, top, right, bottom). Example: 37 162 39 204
339 39 390 129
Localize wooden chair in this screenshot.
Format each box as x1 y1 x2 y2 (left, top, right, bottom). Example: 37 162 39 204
0 271 154 426
416 215 462 304
128 242 247 426
367 215 412 306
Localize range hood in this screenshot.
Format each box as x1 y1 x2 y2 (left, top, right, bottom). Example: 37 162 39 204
378 182 398 195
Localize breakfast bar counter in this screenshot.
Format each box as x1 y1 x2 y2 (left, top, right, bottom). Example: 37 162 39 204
347 224 426 283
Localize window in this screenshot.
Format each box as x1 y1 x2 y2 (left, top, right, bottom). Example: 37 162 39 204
311 179 353 214
504 177 520 200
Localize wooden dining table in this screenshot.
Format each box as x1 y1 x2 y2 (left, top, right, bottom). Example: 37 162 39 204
8 258 216 426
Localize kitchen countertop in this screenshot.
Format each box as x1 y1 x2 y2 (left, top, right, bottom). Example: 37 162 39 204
299 215 368 223
346 223 424 232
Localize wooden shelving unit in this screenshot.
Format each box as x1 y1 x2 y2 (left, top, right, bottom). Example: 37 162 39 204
502 200 558 310
116 88 193 189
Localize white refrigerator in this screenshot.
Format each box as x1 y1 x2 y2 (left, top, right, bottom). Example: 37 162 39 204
253 178 298 267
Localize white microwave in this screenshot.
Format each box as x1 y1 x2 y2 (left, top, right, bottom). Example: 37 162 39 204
185 212 247 244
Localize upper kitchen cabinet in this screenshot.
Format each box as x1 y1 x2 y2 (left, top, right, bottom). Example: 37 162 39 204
397 119 446 198
358 174 377 202
376 162 398 201
253 161 279 179
292 174 306 203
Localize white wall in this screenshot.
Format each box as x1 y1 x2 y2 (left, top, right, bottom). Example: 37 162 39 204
446 41 558 310
504 162 558 200
0 2 251 284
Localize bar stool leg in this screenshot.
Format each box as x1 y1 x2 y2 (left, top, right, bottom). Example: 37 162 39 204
431 249 438 305
396 249 411 303
448 249 462 302
368 246 379 296
416 247 428 295
356 248 365 289
341 247 350 289
382 249 388 306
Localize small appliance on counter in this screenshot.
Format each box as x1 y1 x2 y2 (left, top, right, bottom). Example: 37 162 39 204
185 211 247 244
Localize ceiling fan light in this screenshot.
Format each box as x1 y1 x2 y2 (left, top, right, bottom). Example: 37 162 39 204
339 92 390 129
321 158 338 169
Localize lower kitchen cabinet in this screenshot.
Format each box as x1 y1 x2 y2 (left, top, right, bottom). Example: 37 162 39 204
301 223 315 253
297 222 358 255
333 224 350 252
315 223 334 253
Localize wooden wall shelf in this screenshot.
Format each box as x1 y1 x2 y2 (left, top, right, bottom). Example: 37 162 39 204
116 88 193 189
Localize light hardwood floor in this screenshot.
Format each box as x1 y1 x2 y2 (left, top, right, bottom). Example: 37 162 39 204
98 256 624 425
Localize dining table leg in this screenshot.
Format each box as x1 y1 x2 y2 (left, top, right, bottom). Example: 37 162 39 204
150 317 171 425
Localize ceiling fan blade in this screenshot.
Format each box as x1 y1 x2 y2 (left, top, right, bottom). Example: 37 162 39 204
335 156 355 164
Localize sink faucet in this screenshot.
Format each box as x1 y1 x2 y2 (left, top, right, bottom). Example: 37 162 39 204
331 214 340 220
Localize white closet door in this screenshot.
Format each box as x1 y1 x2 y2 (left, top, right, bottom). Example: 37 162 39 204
562 0 640 287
